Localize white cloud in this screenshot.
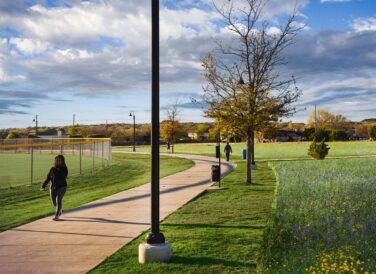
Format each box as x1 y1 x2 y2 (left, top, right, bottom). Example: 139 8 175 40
52 48 94 61
320 0 352 2
9 38 49 55
266 27 282 36
0 38 25 83
352 17 376 32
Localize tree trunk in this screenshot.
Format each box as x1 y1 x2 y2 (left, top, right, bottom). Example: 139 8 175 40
251 130 256 165
172 142 174 154
246 131 252 185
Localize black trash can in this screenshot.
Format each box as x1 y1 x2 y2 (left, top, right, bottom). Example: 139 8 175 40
211 165 221 182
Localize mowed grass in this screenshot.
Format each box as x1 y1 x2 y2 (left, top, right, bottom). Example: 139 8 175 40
91 162 277 274
0 153 193 232
262 158 376 273
0 153 106 188
114 141 376 161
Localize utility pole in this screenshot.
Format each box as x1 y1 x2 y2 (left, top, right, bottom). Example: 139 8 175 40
314 104 317 134
73 114 76 127
129 111 136 152
218 123 221 188
33 115 38 136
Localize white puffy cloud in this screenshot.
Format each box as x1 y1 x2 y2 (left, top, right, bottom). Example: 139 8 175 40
9 37 49 55
352 17 376 33
0 38 25 83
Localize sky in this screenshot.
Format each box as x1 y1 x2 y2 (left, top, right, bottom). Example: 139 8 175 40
0 0 375 129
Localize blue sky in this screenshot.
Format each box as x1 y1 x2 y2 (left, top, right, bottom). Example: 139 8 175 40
0 0 375 128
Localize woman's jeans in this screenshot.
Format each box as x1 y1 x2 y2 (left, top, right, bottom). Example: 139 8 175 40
50 186 67 215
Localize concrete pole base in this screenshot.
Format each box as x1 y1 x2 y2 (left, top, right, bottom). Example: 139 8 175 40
138 242 172 264
251 163 257 170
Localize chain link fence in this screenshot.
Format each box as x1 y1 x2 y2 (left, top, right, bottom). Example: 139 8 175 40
0 138 112 188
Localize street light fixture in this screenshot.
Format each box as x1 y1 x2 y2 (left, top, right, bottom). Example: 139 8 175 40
138 0 171 263
33 115 38 136
129 111 136 152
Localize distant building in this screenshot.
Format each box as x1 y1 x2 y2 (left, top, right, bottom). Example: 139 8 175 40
188 132 197 139
37 128 65 139
362 118 376 123
188 132 209 140
274 130 303 142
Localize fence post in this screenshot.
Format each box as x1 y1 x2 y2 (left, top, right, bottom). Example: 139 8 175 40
92 142 95 173
80 143 82 174
30 146 34 185
108 141 111 165
102 141 104 167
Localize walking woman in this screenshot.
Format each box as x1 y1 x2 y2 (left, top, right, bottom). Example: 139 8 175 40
40 155 68 221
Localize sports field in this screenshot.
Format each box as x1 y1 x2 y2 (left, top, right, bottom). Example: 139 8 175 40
114 141 376 160
0 153 194 232
0 154 105 188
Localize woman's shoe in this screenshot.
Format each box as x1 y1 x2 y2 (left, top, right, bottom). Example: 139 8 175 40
58 209 62 217
53 215 59 221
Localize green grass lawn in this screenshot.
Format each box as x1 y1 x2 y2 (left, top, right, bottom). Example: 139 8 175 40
3 142 375 273
0 153 105 188
114 141 376 161
0 153 193 232
262 158 376 273
91 162 277 274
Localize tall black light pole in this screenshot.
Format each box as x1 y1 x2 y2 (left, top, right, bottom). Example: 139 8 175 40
145 0 165 245
218 122 221 188
129 111 136 152
33 115 38 136
139 1 170 264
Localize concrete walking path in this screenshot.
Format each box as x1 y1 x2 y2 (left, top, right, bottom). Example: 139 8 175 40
0 154 235 274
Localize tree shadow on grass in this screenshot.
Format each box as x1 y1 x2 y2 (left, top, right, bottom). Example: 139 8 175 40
162 223 265 230
171 255 256 268
248 188 274 192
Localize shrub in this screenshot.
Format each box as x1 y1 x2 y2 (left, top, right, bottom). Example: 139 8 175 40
6 131 20 140
330 129 348 141
69 135 84 138
303 128 315 140
308 140 330 160
368 124 376 141
88 134 107 138
309 128 330 142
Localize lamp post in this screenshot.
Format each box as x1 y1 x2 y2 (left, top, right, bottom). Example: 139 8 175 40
218 122 221 188
138 0 171 263
129 111 136 152
33 115 38 136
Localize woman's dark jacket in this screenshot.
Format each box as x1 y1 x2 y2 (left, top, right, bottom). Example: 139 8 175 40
42 166 68 189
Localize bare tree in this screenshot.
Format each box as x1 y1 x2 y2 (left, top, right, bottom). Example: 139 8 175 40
161 101 183 153
201 0 303 184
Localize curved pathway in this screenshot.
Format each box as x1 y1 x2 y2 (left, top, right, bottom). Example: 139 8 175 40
0 154 235 274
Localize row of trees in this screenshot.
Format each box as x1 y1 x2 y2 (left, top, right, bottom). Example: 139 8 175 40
2 120 219 143
4 109 375 143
